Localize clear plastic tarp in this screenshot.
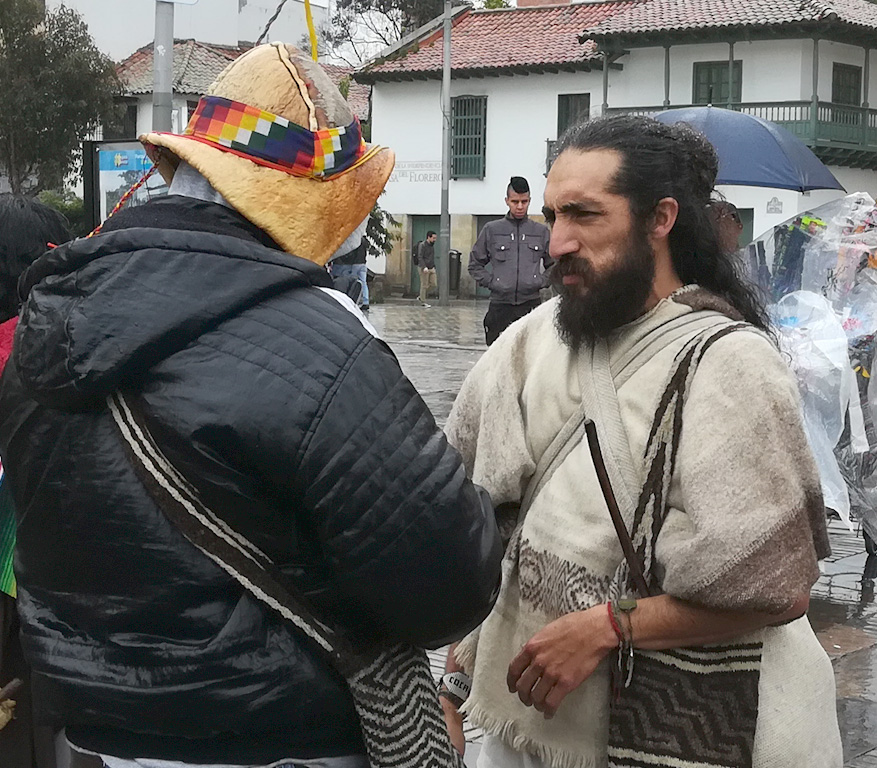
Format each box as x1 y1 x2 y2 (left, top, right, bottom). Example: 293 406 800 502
745 193 877 541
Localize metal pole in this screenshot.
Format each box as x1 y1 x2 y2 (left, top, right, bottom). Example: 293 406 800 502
863 47 870 147
438 0 452 306
602 52 610 114
811 37 820 145
153 0 175 132
663 46 671 109
728 41 735 109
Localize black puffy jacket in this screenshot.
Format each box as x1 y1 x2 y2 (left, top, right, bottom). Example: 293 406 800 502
0 197 502 764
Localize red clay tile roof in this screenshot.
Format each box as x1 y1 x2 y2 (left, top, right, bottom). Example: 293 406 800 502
358 3 637 82
117 42 371 121
581 0 877 40
117 39 245 96
322 63 371 121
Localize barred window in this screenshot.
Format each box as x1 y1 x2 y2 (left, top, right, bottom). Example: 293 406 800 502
451 95 487 179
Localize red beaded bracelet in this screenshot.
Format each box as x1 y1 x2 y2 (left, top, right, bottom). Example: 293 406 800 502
607 601 624 644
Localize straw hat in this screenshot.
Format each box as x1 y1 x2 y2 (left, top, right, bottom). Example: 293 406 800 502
140 43 395 266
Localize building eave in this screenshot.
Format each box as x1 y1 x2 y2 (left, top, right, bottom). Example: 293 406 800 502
582 19 877 50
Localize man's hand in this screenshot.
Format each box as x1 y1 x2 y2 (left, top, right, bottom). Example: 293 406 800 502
507 606 617 719
440 696 465 756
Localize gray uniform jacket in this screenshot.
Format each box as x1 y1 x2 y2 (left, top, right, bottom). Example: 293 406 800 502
468 215 552 305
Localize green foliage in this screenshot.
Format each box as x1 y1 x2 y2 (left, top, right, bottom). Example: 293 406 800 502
481 0 510 8
37 188 90 238
365 201 400 261
0 0 122 194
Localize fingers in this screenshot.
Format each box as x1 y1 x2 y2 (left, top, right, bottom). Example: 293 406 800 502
514 662 547 706
507 648 532 692
542 681 573 719
529 672 555 713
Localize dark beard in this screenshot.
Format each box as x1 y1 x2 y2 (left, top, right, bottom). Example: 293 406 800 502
552 225 656 350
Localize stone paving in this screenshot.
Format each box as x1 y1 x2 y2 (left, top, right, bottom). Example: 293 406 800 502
369 297 877 767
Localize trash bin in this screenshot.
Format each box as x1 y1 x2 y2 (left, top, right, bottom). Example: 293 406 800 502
449 249 462 294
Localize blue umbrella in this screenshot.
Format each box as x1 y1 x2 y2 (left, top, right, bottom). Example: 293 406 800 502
653 107 845 193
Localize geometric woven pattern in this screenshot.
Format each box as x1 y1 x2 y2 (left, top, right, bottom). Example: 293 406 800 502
185 95 366 178
350 644 465 768
518 541 613 617
608 644 762 768
609 324 762 768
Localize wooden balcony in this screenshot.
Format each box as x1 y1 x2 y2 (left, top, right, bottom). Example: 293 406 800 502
546 102 877 172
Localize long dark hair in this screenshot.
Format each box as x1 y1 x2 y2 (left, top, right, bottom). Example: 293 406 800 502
557 115 770 332
0 195 72 323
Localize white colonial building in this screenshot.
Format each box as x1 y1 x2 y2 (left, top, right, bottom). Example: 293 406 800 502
357 0 877 297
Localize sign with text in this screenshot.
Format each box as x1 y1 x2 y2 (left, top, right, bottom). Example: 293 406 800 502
389 161 441 184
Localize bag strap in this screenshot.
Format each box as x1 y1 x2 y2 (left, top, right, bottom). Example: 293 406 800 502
581 310 745 596
584 419 652 597
106 391 361 672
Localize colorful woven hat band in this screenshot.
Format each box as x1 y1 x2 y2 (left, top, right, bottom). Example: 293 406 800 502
182 95 374 179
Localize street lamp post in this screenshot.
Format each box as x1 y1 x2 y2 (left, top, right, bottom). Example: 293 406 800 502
438 0 452 307
153 0 199 132
153 0 175 132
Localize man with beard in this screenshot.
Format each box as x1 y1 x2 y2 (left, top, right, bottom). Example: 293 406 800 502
439 115 841 768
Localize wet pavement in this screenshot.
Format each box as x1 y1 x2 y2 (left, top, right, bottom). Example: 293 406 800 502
369 297 877 767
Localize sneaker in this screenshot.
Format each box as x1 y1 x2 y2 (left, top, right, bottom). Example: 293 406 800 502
361 305 370 312
418 298 432 308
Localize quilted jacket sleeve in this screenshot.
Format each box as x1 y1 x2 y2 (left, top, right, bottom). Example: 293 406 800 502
299 335 503 649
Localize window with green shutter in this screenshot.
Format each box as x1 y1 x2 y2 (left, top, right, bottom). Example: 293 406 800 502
832 63 862 106
693 61 742 105
557 93 590 137
451 96 487 179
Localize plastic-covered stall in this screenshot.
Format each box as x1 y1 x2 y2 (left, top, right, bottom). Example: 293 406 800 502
745 193 877 552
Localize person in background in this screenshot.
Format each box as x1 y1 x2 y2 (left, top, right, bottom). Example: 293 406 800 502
416 230 437 307
0 194 71 768
709 200 744 254
330 239 370 311
468 176 552 345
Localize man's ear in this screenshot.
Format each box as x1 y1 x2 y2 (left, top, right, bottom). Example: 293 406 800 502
650 197 679 242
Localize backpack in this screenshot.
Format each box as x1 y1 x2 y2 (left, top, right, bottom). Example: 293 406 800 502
412 240 421 266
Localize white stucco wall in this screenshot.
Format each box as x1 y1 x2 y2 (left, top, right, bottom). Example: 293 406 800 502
371 35 877 249
373 71 605 218
51 0 328 62
135 94 200 135
609 40 809 107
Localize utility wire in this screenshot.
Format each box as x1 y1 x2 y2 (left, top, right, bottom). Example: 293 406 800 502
256 0 320 61
257 0 291 45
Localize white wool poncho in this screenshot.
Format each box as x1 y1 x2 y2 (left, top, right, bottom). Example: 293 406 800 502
445 291 841 768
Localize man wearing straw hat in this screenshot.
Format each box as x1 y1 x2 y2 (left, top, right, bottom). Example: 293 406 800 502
0 44 502 768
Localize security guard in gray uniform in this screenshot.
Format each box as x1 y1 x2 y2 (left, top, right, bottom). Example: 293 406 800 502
468 176 552 345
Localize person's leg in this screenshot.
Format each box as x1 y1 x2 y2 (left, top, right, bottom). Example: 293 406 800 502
484 302 506 346
429 268 437 299
419 270 431 305
355 265 369 308
510 298 541 325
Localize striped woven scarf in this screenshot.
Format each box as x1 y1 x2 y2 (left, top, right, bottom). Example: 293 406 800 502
0 465 16 598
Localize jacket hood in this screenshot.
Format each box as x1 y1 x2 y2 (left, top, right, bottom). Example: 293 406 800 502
13 197 332 409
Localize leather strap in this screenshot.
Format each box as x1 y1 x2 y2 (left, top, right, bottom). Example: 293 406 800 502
584 419 651 597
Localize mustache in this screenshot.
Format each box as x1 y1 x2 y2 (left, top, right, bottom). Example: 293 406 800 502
550 254 593 288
